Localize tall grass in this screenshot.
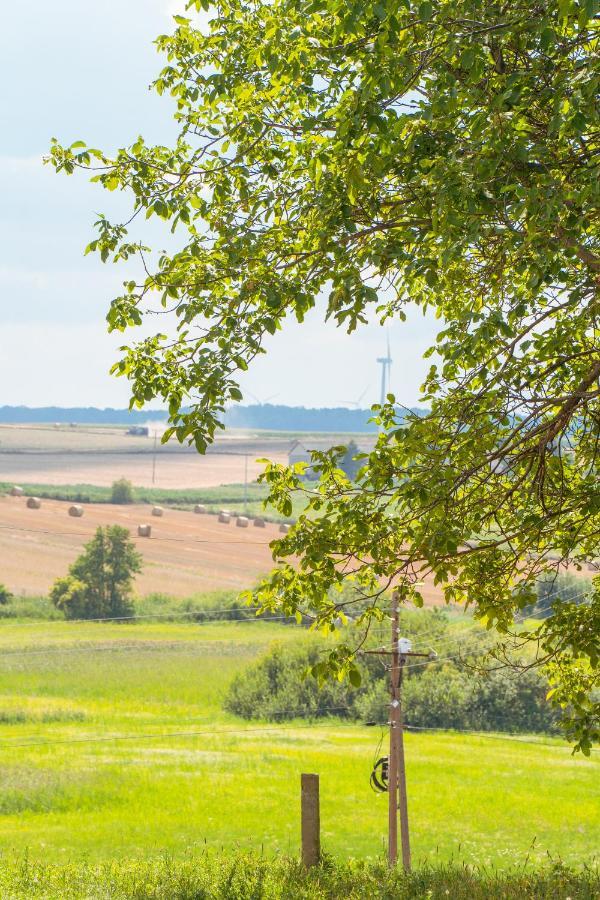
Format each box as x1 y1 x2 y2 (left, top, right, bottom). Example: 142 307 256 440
0 855 597 899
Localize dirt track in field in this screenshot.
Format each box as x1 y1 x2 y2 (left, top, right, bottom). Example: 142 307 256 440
0 495 281 596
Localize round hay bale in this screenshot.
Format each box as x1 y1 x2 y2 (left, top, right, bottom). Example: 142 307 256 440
236 516 249 528
151 506 164 517
26 497 41 509
279 523 291 534
194 504 207 514
68 505 84 518
218 510 231 524
253 517 266 528
10 486 24 497
137 524 152 538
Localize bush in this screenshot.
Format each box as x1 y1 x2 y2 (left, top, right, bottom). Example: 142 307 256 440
224 640 359 720
226 615 559 735
0 595 63 621
355 664 559 734
111 478 134 504
0 584 13 605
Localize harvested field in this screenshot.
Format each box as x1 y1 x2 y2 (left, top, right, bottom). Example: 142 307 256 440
0 495 280 596
0 495 448 604
0 423 374 489
0 450 284 489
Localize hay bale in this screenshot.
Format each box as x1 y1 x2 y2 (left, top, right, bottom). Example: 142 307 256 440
236 516 249 528
68 505 84 518
151 506 164 517
279 523 291 534
137 524 152 538
218 510 231 524
10 486 23 497
26 497 41 509
253 517 266 528
194 504 207 514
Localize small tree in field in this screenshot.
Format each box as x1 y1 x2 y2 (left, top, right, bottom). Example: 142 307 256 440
50 526 142 620
0 584 13 605
111 478 134 504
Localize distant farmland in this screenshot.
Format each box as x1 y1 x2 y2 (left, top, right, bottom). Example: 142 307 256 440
0 496 281 596
0 424 374 489
0 424 289 489
0 495 450 604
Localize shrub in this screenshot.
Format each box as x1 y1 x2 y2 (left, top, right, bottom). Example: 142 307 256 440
354 664 559 734
0 584 13 605
110 478 134 504
226 619 559 735
224 640 359 720
0 595 63 621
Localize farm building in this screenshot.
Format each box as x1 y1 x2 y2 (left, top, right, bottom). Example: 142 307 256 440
288 440 314 480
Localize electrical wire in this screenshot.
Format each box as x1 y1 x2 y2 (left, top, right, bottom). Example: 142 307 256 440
0 719 352 750
0 522 274 547
403 724 597 753
0 607 306 628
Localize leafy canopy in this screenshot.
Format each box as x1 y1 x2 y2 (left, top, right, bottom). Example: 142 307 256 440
49 0 600 749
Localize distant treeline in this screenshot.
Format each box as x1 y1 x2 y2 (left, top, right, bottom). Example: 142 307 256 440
0 404 427 432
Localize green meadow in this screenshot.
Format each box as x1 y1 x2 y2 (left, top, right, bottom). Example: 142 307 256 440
0 619 596 871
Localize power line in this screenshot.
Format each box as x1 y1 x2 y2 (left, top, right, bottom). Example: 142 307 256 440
0 607 307 628
404 724 596 753
0 719 349 750
0 522 274 547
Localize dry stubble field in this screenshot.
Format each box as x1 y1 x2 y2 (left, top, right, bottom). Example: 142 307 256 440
0 495 452 604
0 424 291 489
0 495 281 596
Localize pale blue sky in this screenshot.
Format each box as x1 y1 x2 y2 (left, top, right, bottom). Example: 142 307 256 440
0 1 436 410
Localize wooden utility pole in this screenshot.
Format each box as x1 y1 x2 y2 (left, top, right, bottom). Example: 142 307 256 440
397 653 411 871
388 600 400 866
151 430 158 485
364 591 433 868
301 773 320 867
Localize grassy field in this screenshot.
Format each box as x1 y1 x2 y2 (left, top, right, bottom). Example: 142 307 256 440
0 619 596 870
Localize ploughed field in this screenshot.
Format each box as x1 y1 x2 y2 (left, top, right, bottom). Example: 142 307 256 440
0 495 281 596
0 618 596 867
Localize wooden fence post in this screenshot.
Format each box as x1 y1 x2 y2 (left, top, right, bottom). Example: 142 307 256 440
301 773 320 867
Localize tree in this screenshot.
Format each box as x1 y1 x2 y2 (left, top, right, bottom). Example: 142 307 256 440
111 478 134 504
50 526 142 620
0 584 13 606
338 440 361 482
49 1 600 750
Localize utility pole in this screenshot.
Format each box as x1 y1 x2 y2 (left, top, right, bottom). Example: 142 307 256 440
365 589 435 869
388 600 400 866
397 650 411 871
151 430 158 486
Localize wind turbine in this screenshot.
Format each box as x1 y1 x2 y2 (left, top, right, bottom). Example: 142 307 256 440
245 391 280 406
377 335 393 406
336 385 370 409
